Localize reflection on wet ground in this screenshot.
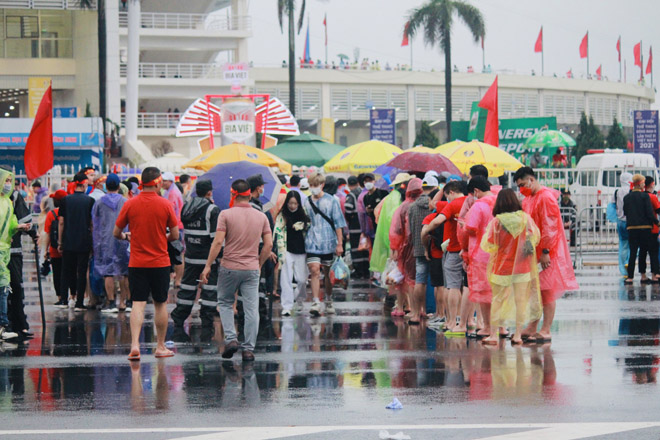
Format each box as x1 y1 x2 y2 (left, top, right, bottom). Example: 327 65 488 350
1 261 660 433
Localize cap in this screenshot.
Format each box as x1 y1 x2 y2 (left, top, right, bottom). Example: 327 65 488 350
246 174 265 190
162 172 175 182
49 189 68 200
560 188 571 195
389 172 412 187
195 179 213 197
347 176 358 185
407 177 423 193
106 173 120 190
424 170 439 179
300 178 309 189
422 175 439 188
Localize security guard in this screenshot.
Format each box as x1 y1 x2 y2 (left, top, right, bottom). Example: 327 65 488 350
171 179 220 341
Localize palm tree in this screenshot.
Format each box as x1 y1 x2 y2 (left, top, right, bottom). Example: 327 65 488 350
277 0 306 117
405 0 485 142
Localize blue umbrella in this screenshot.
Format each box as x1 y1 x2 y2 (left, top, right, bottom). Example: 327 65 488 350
373 164 404 189
199 161 282 211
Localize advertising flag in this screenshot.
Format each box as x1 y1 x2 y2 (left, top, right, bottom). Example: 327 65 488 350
534 27 543 53
478 76 499 147
24 84 54 179
579 32 588 58
634 42 642 67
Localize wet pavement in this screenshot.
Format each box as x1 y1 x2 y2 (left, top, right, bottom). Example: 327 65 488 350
1 253 660 439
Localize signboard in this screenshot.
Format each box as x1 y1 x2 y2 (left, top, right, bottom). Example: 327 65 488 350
321 118 335 144
28 77 51 118
467 101 485 140
220 97 255 146
0 147 102 174
54 107 77 118
222 62 249 93
633 110 659 166
369 109 396 144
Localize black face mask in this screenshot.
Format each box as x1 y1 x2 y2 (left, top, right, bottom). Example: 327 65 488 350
398 188 406 199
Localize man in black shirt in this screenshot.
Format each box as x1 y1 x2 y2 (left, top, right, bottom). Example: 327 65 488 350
362 173 389 231
58 173 95 311
345 176 369 278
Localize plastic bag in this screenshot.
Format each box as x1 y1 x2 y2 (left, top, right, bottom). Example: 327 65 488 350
357 233 371 251
330 257 350 289
381 257 397 286
606 201 618 223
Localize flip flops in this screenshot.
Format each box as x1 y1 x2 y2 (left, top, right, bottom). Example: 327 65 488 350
127 352 141 362
155 350 175 358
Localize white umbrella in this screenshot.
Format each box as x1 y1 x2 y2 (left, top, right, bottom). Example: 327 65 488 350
140 152 190 173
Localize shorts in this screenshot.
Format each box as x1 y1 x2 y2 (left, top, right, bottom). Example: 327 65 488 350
463 269 468 288
128 266 171 303
429 257 444 287
443 252 463 289
415 257 430 284
307 253 335 267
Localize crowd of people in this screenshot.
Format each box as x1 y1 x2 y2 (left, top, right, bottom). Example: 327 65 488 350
0 161 580 362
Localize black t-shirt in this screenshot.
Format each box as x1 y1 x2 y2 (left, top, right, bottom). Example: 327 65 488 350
364 189 389 225
59 191 95 253
286 222 306 254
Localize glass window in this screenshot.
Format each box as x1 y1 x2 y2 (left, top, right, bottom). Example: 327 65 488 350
580 171 597 187
2 11 72 58
602 170 621 187
41 13 72 39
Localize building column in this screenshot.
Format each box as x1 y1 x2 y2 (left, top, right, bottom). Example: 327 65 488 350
406 85 416 148
232 0 249 63
125 0 140 143
538 90 545 117
105 0 121 128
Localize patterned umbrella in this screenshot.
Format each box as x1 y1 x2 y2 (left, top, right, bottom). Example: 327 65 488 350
523 130 577 150
383 151 461 175
435 140 522 177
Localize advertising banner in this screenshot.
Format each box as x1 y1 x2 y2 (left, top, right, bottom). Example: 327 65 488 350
54 107 78 118
222 62 249 93
633 110 659 166
369 109 396 144
28 77 51 118
220 97 256 147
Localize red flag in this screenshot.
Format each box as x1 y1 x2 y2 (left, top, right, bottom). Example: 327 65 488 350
566 69 573 78
401 21 410 47
534 27 543 53
24 84 53 180
478 76 499 147
579 32 588 58
634 42 642 67
646 46 653 74
481 35 484 49
596 65 602 80
323 14 327 46
616 36 621 62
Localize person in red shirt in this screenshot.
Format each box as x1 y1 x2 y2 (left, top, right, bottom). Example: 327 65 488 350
114 167 179 362
639 176 660 282
422 194 448 327
44 190 68 307
422 180 468 333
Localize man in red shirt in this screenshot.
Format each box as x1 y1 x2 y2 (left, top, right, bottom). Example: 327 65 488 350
422 180 468 333
44 190 68 307
114 167 179 361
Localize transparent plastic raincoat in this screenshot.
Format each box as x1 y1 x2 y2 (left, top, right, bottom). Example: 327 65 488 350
522 187 579 302
0 168 18 288
369 190 401 273
462 194 497 303
389 179 423 285
481 210 542 327
92 193 129 277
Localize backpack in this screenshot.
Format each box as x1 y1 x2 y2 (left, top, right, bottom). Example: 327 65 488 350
429 219 445 252
49 210 59 248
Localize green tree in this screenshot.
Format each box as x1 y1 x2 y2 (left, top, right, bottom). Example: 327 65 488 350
277 0 306 117
575 112 604 160
405 0 485 142
606 117 627 149
414 121 440 148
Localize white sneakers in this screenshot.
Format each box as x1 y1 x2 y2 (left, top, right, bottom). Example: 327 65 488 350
309 301 335 316
0 327 18 340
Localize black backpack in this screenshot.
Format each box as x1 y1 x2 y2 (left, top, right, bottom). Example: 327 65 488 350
49 210 59 249
429 219 445 252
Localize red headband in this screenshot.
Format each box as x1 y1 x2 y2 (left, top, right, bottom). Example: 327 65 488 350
139 175 163 190
229 188 252 208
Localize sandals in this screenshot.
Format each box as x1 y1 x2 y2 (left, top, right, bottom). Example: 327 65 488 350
155 350 175 358
127 351 141 362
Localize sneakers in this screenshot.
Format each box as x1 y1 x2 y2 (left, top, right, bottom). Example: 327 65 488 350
309 301 322 317
325 302 336 315
0 327 18 340
73 304 86 312
54 299 68 308
101 302 119 314
281 309 292 317
293 302 304 314
222 340 239 359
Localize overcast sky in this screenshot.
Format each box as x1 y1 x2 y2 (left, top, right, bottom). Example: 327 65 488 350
246 0 658 104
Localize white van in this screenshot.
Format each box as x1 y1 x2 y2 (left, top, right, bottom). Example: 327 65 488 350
569 151 659 210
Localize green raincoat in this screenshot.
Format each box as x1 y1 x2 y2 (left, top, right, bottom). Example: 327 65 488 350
369 190 402 273
0 168 18 288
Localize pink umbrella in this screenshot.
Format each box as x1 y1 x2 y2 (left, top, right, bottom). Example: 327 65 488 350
384 151 462 175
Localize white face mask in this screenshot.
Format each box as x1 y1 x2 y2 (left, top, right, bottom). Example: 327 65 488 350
1 184 11 196
310 187 322 196
364 182 375 191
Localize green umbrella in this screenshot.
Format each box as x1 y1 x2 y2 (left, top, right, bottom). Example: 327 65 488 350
267 133 346 167
523 130 577 150
337 54 350 60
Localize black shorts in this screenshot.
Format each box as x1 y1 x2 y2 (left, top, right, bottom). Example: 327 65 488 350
128 267 170 303
430 257 444 287
306 253 335 267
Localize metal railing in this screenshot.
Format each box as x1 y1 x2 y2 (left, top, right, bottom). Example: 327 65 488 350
120 62 224 79
118 12 251 31
574 206 619 268
121 112 180 129
0 0 97 9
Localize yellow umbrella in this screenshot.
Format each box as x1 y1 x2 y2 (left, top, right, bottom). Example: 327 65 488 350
407 146 438 154
183 143 292 174
435 140 522 177
323 140 403 174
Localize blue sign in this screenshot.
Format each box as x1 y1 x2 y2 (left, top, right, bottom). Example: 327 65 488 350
369 109 396 145
0 132 100 147
0 147 102 174
634 110 659 166
54 107 77 118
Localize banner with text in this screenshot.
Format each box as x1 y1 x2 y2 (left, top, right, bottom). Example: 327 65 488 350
369 109 396 144
28 77 51 118
634 110 659 166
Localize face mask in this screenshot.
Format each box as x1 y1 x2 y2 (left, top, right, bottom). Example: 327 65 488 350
364 182 375 191
519 186 533 197
2 184 11 196
310 187 321 196
258 188 264 197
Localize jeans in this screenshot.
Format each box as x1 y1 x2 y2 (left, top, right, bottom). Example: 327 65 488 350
217 266 260 351
0 286 9 327
617 220 630 277
628 229 651 279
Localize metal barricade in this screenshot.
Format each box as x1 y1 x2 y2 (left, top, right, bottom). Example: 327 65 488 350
574 206 619 269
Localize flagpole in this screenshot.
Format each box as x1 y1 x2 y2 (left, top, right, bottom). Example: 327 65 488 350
410 38 413 69
619 35 622 82
586 31 589 78
541 28 544 76
482 36 485 72
641 41 644 82
324 14 328 66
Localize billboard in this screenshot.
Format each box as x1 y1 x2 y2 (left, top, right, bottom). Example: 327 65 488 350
370 109 396 144
220 97 256 147
28 77 51 118
633 110 659 166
